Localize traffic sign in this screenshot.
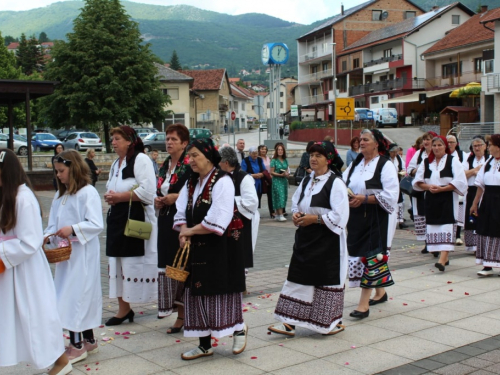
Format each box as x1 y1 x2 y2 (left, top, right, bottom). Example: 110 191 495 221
231 111 236 121
291 105 299 117
336 98 355 120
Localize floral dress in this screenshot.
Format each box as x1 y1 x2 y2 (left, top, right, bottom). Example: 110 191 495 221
271 158 289 210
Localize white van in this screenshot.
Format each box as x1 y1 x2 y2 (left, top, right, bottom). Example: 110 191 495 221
371 108 398 128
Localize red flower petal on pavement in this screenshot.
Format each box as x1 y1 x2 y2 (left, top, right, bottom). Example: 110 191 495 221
99 325 104 328
251 356 258 359
449 289 453 292
421 300 425 302
465 292 470 295
267 332 271 335
139 311 144 315
390 297 393 300
123 336 129 339
403 303 408 306
176 340 181 343
447 281 452 284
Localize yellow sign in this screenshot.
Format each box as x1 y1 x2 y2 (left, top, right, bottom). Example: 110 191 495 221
336 98 355 120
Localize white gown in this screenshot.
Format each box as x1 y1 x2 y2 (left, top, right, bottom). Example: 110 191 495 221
107 153 158 303
45 185 104 332
451 150 470 227
235 174 260 251
408 149 428 240
0 185 65 369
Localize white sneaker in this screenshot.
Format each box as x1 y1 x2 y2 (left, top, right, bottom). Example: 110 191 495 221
278 215 287 222
477 269 494 277
456 238 464 245
232 324 248 355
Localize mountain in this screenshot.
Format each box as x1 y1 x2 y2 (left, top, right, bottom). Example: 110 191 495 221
0 0 497 76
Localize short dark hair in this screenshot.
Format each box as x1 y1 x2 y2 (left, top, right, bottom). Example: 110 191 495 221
151 149 159 153
166 123 189 143
350 136 360 150
306 141 315 152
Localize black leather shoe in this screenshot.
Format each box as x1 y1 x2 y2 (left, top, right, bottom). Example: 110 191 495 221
435 263 445 272
399 223 409 229
105 310 135 326
349 310 369 319
433 252 439 258
369 293 388 306
445 261 450 266
421 247 429 254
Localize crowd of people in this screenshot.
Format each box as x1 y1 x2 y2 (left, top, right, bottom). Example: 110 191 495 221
2 124 499 374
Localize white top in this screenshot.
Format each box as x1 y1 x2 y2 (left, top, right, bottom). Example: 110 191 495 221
0 185 65 369
408 149 428 175
390 155 406 173
342 156 399 214
235 173 260 251
475 156 500 189
174 169 235 236
45 185 104 332
467 155 486 186
292 171 349 236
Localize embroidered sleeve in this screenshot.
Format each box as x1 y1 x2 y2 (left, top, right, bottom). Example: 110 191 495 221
324 179 349 235
201 176 235 236
374 162 399 214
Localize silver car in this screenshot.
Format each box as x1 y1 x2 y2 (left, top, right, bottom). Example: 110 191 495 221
62 132 102 151
0 133 32 155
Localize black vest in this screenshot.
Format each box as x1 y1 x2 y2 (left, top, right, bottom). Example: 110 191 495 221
424 154 454 179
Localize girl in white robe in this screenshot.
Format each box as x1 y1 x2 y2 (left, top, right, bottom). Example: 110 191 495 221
0 149 71 375
46 149 104 364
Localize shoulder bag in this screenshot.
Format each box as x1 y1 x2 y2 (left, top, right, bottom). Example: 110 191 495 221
124 189 152 240
399 175 415 197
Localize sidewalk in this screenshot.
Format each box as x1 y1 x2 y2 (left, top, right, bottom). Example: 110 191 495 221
7 183 500 375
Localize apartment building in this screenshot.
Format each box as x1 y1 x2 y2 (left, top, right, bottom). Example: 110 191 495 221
263 77 298 120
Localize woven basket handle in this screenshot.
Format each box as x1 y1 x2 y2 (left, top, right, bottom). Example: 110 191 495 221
42 233 71 251
172 241 190 270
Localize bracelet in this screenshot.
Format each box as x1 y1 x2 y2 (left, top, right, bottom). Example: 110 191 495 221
317 215 322 224
363 194 368 204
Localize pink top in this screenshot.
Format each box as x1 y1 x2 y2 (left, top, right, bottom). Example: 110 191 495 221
405 147 417 169
261 156 271 171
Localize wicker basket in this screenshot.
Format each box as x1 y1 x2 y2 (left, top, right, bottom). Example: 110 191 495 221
166 241 190 282
43 234 72 263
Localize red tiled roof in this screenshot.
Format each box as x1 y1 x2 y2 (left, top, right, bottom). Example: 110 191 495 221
7 42 19 49
423 10 496 55
480 7 500 23
229 77 240 83
180 69 226 91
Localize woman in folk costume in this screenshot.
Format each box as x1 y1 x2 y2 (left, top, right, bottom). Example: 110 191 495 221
104 126 158 325
447 134 470 245
343 129 399 319
464 136 488 254
268 141 349 336
0 149 71 375
154 124 192 333
388 143 407 230
174 138 247 360
413 136 467 272
470 134 500 277
46 149 104 364
407 131 437 255
219 146 260 273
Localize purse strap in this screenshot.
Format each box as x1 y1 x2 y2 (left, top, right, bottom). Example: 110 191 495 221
127 189 151 222
172 241 190 270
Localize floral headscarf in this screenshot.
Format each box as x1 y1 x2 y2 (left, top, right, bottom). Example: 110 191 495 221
187 138 221 165
309 141 336 165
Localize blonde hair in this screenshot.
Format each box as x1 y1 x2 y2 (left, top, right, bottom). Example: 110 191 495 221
55 149 91 196
86 148 96 158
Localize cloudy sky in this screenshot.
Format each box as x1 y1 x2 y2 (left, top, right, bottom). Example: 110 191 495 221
0 0 368 24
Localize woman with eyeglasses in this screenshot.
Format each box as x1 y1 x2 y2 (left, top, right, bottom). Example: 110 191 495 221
258 144 274 218
463 136 488 255
271 142 289 222
46 149 104 364
0 149 72 375
104 126 158 326
470 134 500 277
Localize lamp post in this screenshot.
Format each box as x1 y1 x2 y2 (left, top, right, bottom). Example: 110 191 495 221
330 42 337 144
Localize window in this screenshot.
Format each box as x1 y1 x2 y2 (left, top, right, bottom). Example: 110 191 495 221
322 62 329 71
474 58 483 73
405 11 416 19
452 15 460 25
162 88 179 100
342 61 347 71
267 102 270 109
485 60 494 74
322 43 328 53
442 62 461 78
241 102 245 110
372 10 381 21
371 96 380 104
280 102 284 109
280 92 284 97
353 58 360 69
384 49 392 58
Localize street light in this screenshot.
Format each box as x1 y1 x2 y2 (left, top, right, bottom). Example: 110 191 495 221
330 42 337 144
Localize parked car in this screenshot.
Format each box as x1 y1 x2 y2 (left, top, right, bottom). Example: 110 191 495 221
137 132 150 139
189 128 212 141
143 132 166 152
56 129 85 141
354 108 373 122
132 127 158 134
31 133 61 151
259 122 267 132
62 132 102 151
0 133 32 155
372 108 398 128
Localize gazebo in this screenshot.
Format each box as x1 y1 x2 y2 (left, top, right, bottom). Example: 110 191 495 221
0 79 58 170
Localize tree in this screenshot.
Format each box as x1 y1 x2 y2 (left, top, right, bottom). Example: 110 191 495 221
16 33 44 75
38 32 50 43
170 50 181 71
41 0 168 152
4 35 18 46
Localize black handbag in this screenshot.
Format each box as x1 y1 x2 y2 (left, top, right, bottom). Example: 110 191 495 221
399 175 415 197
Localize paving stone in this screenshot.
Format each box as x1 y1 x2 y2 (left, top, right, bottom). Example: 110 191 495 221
473 341 500 352
460 357 495 368
411 358 447 370
427 350 471 364
432 363 477 375
454 345 489 356
376 364 429 375
478 349 500 363
411 325 489 347
484 363 500 374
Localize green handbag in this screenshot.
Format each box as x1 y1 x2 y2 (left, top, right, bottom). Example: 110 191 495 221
124 190 152 240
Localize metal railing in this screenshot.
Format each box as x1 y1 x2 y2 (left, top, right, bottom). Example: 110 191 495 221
301 94 327 105
300 70 332 83
363 54 403 67
486 73 500 90
448 122 500 150
348 78 425 96
426 71 483 88
299 51 332 64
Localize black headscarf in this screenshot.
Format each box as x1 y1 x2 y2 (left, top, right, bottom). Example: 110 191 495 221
187 138 221 165
120 126 145 162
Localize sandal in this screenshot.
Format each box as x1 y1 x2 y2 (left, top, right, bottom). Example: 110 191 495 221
167 317 184 334
268 323 295 336
322 324 345 336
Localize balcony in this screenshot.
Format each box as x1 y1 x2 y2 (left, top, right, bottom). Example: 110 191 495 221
299 51 332 64
426 71 483 88
301 94 327 106
299 70 332 84
348 78 425 96
485 73 500 91
363 54 403 68
219 104 228 112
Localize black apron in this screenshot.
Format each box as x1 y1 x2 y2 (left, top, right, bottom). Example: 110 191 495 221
346 156 390 257
423 156 455 225
287 173 341 286
476 185 500 238
464 186 478 231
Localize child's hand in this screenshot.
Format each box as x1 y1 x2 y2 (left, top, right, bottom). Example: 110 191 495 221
56 226 74 238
